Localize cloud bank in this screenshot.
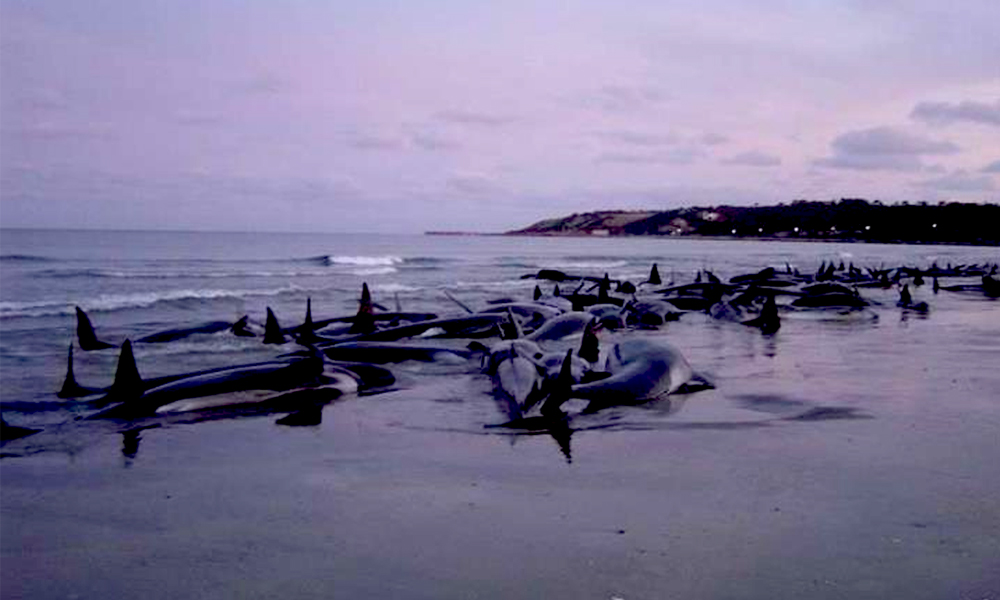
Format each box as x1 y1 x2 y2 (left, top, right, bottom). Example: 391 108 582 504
1 0 997 233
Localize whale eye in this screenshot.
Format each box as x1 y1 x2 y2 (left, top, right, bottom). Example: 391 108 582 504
534 353 543 359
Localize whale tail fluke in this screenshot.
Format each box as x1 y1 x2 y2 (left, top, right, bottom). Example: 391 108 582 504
263 308 287 344
75 306 116 351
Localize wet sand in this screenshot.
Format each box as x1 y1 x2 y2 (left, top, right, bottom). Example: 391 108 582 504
3 293 1000 599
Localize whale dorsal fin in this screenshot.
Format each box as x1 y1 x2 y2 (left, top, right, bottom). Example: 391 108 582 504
109 340 143 397
349 283 377 334
578 318 600 364
597 273 612 303
648 263 661 285
540 349 575 418
296 298 320 343
360 282 372 307
900 284 911 304
758 294 780 334
58 344 92 398
75 306 116 351
263 308 286 344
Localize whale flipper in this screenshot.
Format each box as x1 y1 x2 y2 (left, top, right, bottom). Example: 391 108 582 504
75 307 116 351
231 315 255 337
1 416 41 442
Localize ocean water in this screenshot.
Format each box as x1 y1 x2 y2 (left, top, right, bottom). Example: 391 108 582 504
1 228 998 429
2 228 999 598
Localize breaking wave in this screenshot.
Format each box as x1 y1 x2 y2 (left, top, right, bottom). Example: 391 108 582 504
324 255 404 266
0 254 54 262
301 255 452 268
0 285 310 319
34 268 335 280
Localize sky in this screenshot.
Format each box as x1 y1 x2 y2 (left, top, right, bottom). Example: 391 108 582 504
1 0 998 233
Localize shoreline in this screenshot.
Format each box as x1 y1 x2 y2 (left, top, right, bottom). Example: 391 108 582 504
426 230 1000 247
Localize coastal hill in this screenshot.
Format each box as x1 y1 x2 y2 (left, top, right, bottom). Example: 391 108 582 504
506 199 1000 246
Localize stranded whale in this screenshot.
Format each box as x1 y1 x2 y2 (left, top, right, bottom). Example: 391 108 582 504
542 338 711 416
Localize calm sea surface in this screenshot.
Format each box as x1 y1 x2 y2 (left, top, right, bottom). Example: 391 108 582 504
2 228 999 598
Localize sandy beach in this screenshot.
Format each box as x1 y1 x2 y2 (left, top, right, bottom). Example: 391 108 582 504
4 288 999 599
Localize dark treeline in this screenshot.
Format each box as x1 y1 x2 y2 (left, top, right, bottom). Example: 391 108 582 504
509 199 1000 246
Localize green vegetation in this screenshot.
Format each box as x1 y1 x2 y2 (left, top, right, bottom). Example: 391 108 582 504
507 199 1000 246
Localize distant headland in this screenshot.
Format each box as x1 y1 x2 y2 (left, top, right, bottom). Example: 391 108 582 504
496 199 1000 246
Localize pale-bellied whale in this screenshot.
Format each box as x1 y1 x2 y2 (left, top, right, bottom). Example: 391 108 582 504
525 312 595 342
493 343 545 416
542 338 710 415
321 341 472 364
